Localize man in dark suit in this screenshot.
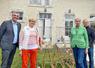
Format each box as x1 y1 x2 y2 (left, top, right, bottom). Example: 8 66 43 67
0 11 21 68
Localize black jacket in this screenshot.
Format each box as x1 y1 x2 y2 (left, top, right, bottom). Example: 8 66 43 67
86 26 95 47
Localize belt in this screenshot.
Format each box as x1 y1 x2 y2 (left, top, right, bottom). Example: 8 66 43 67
13 43 17 45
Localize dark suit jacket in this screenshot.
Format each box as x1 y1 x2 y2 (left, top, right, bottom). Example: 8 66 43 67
86 26 95 47
0 20 21 49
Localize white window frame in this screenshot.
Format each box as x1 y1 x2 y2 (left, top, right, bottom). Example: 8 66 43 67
29 0 41 6
38 12 52 39
39 12 52 19
64 13 75 37
28 0 52 7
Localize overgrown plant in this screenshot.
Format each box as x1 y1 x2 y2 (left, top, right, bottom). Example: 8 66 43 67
37 43 75 68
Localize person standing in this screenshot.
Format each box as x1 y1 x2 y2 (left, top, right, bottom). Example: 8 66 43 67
19 18 43 68
0 11 21 68
83 19 95 68
70 18 89 68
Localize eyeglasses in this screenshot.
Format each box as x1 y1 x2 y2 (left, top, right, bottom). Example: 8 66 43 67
12 14 19 17
75 21 80 22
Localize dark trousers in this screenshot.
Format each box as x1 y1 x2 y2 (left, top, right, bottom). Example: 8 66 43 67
73 47 85 68
84 47 94 68
1 45 16 68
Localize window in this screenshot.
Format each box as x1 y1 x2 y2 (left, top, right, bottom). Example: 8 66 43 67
38 12 52 39
65 21 73 36
17 11 23 20
44 0 50 6
64 13 75 37
29 0 52 6
39 13 52 19
90 14 95 18
29 0 41 5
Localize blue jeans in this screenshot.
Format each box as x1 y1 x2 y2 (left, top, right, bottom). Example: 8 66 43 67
73 47 85 68
84 47 94 68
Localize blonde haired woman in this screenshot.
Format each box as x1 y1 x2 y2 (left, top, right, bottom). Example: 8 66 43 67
19 18 43 68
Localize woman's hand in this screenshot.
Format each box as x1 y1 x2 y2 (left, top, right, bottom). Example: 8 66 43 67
19 50 22 56
85 48 88 54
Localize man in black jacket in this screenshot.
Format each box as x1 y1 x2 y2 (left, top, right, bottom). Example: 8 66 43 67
0 11 21 68
83 19 95 68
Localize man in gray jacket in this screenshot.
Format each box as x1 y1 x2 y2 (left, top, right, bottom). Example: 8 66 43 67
0 11 21 68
